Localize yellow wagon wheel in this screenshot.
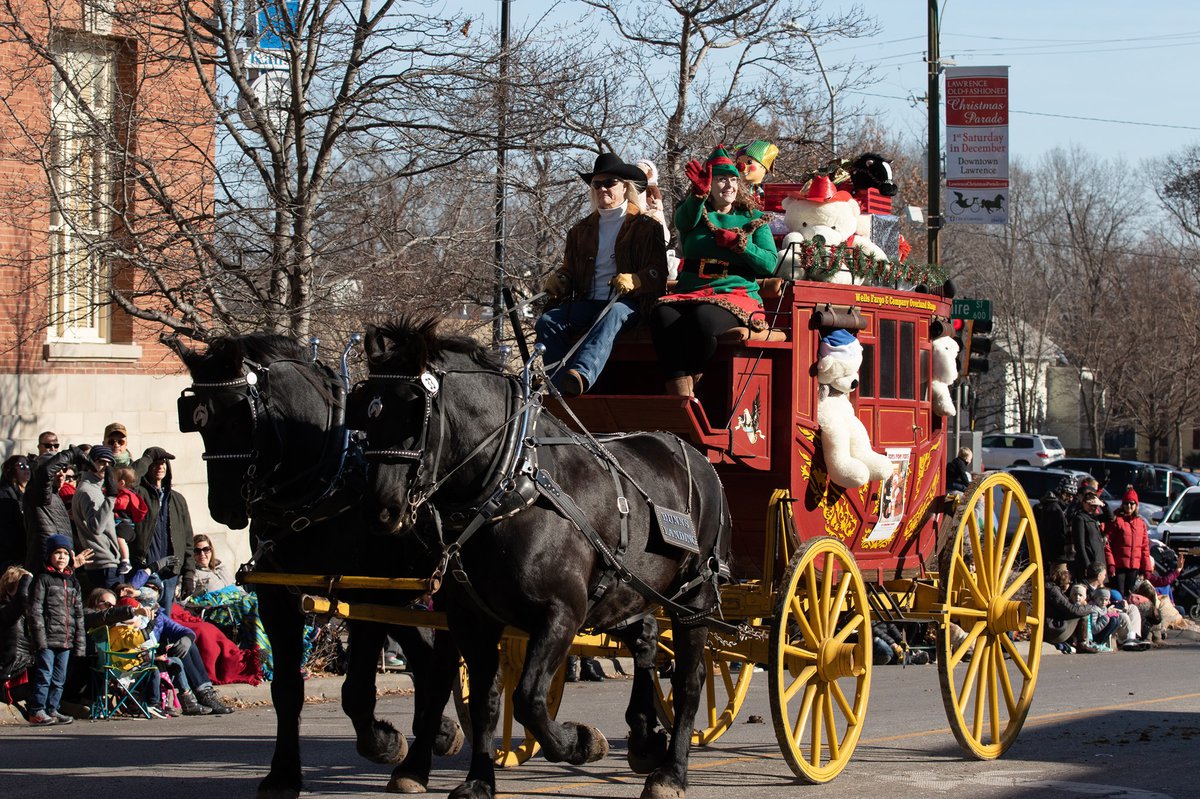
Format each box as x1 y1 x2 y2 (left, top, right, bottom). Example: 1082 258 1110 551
652 621 760 746
937 471 1044 760
452 638 567 767
768 537 871 784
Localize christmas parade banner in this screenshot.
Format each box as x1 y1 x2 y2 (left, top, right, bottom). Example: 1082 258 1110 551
944 66 1009 225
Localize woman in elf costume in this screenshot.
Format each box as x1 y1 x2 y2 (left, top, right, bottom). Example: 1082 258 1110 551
650 146 778 397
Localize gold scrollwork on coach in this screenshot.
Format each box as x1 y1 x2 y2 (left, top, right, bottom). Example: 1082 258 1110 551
796 425 859 542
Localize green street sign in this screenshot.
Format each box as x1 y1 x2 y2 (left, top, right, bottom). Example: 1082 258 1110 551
951 298 992 322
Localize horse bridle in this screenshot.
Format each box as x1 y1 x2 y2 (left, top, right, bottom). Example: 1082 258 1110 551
179 357 355 529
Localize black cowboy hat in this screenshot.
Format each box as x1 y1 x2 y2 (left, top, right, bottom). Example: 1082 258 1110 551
578 152 647 185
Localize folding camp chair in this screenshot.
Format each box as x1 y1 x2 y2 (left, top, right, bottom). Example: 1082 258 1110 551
89 626 157 720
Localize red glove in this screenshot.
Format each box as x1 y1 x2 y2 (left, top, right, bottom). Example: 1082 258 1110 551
712 228 738 248
685 159 711 198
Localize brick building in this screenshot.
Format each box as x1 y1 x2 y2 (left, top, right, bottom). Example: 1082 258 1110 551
0 0 222 540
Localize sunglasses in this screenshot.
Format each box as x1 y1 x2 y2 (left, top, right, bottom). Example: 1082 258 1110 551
39 442 60 450
591 177 620 189
194 546 212 553
107 436 126 443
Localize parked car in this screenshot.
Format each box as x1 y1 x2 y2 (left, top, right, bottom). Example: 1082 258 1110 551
1047 457 1199 509
981 433 1066 469
1003 465 1159 528
1150 486 1200 553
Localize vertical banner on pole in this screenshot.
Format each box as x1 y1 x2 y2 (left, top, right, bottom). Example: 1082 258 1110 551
944 66 1009 225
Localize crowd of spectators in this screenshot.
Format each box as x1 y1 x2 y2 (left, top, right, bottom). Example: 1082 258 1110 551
0 423 259 725
1041 476 1187 654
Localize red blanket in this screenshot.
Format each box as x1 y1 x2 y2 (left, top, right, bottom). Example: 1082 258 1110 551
170 605 261 686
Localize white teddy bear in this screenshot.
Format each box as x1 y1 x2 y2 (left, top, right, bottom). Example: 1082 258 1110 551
816 329 895 489
779 175 889 284
931 335 960 417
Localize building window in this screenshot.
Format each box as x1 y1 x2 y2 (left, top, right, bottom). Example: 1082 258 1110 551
48 36 116 342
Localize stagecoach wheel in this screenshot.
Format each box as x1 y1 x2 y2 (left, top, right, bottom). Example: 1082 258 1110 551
937 471 1044 760
768 537 871 784
652 620 760 746
451 638 567 767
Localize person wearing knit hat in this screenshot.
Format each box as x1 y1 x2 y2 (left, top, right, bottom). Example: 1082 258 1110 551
72 442 123 592
1104 487 1154 598
651 145 779 396
533 152 668 398
26 530 84 725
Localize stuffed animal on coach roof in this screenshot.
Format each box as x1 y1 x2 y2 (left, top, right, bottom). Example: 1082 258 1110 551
735 140 779 200
815 329 895 489
779 176 889 284
930 335 960 417
848 152 898 197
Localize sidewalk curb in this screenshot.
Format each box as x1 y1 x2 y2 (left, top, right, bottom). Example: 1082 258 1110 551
217 671 415 706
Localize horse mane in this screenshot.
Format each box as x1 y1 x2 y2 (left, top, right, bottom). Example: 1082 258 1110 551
181 333 310 380
366 313 502 373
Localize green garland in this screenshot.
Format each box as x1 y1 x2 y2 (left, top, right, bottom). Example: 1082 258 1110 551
783 239 949 286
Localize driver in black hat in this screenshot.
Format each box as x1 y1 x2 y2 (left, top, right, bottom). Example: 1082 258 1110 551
533 152 668 396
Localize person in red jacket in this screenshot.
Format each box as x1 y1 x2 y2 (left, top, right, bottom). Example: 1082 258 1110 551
1105 489 1154 597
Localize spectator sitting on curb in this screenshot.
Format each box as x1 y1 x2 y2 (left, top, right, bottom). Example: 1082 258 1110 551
141 577 231 715
1044 563 1097 654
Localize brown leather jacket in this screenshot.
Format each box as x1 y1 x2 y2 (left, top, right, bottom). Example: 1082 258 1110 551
555 204 668 316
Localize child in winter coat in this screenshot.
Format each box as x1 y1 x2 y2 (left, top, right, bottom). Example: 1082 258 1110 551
26 533 85 725
112 467 147 577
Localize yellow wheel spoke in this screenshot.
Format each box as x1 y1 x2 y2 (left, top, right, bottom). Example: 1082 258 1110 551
793 681 818 742
823 689 840 762
999 518 1028 584
719 660 735 697
783 664 817 704
994 490 1014 586
1000 563 1039 602
705 656 717 728
805 564 824 639
996 641 1019 716
998 631 1032 680
967 512 991 595
948 606 987 619
957 636 989 715
987 643 1001 745
830 679 858 727
949 620 985 668
1024 615 1041 629
828 573 852 633
833 613 865 646
789 595 819 646
983 487 996 586
783 642 819 662
821 553 835 629
810 684 824 767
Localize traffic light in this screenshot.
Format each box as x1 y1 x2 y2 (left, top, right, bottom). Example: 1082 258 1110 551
964 318 993 376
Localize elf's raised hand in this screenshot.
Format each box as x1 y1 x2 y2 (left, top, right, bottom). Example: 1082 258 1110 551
685 159 711 198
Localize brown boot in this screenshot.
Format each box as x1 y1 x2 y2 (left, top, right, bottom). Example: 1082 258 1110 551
664 376 693 397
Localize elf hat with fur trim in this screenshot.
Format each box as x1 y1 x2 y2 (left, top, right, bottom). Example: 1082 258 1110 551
705 145 740 178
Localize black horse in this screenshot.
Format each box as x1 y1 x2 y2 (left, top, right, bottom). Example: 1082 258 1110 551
355 316 732 799
169 333 462 798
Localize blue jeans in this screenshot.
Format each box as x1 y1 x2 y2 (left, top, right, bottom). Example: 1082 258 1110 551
535 297 639 389
160 575 180 616
29 648 71 714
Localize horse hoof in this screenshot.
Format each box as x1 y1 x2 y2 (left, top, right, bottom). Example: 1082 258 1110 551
640 774 685 799
358 720 409 764
565 722 609 764
435 718 465 757
256 781 301 799
448 779 494 799
386 774 427 794
627 730 669 774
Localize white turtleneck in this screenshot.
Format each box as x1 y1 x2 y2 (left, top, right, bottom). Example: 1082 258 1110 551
589 202 627 299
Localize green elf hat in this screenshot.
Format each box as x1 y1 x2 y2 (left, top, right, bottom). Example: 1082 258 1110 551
706 145 740 177
737 140 779 171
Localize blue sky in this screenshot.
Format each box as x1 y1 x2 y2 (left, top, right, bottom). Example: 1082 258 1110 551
452 0 1200 167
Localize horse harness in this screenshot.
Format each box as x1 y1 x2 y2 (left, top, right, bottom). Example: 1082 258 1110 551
354 366 733 633
178 356 361 551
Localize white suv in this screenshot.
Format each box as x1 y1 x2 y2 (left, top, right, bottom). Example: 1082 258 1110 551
981 433 1066 469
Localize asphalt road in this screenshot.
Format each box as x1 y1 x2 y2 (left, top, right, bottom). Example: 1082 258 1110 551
2 641 1198 799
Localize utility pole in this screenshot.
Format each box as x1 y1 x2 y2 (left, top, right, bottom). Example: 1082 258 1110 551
926 0 941 268
492 0 511 348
